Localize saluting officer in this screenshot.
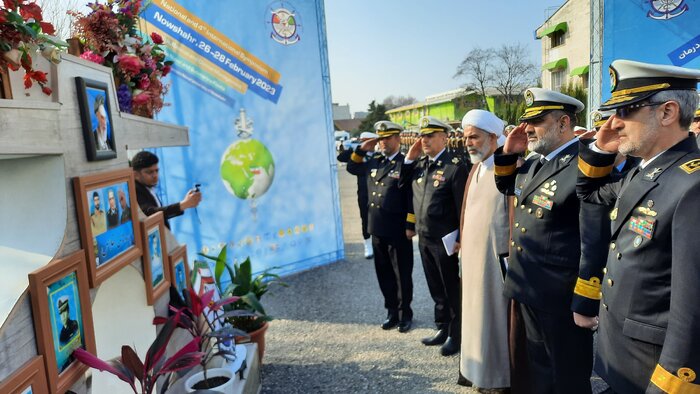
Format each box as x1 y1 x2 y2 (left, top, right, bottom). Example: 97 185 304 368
494 88 593 393
347 121 415 333
577 60 700 393
402 116 468 356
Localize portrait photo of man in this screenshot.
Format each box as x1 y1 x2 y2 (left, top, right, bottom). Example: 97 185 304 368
90 191 107 236
118 188 131 224
91 93 113 152
57 295 79 347
106 189 119 229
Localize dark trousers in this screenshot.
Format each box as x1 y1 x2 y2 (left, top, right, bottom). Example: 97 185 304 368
519 303 593 394
418 235 460 339
357 177 369 239
372 235 413 321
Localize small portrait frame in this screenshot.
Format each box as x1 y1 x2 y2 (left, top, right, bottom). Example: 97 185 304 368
0 356 49 394
168 245 190 297
28 250 96 394
75 77 117 161
141 212 170 305
73 168 143 287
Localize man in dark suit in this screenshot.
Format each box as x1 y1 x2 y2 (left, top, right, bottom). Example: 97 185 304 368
494 88 593 393
58 296 79 346
347 121 415 332
402 116 469 356
106 189 119 229
131 151 201 229
577 59 700 393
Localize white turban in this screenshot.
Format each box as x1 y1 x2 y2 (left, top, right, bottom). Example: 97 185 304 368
461 109 506 146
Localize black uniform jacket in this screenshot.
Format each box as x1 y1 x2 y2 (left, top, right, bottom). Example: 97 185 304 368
401 150 468 239
494 142 583 314
135 181 182 229
577 137 700 393
337 148 368 201
347 148 414 237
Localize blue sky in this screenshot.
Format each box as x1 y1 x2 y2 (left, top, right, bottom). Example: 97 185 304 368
325 1 564 114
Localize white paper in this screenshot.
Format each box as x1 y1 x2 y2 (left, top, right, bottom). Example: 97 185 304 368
441 229 459 256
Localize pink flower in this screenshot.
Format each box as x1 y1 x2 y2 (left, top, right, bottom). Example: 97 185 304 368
150 32 163 45
80 51 105 65
118 54 144 76
137 74 150 90
132 90 151 105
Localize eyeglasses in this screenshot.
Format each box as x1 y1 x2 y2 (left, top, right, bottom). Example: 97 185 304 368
615 102 665 119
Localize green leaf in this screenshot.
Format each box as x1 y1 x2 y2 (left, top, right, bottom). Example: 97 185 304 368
213 246 227 286
241 292 265 315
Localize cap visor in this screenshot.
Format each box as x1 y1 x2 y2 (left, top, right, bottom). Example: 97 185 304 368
599 91 656 111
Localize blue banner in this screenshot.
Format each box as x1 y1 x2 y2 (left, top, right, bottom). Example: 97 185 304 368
141 0 343 276
603 0 700 101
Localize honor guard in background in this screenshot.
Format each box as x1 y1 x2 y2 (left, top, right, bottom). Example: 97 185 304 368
494 88 593 393
577 60 700 393
347 121 415 333
402 116 468 356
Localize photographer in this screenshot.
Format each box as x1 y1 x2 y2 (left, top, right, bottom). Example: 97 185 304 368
131 151 202 229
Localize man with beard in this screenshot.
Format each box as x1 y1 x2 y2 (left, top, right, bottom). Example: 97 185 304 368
347 121 414 332
494 88 592 393
457 110 510 391
577 60 700 393
106 189 119 229
90 191 106 236
403 116 469 356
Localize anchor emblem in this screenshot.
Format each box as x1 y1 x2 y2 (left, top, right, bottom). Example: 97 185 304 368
647 0 689 20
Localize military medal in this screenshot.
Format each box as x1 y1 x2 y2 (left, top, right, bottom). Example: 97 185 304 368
433 180 440 187
535 207 544 219
532 195 553 210
633 235 643 248
629 216 656 240
647 199 654 208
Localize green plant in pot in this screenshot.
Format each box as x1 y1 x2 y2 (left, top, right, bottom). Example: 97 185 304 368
198 246 287 360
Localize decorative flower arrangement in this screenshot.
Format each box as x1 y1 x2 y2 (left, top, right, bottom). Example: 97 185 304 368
70 0 172 117
0 0 65 95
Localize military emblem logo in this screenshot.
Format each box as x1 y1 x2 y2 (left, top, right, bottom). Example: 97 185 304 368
593 111 602 123
379 123 387 131
609 67 618 92
647 0 689 20
525 90 534 107
420 117 430 128
680 158 700 174
266 2 302 45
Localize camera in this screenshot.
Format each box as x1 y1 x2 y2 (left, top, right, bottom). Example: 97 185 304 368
193 183 201 192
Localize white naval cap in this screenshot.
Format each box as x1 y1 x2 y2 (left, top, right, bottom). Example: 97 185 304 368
521 87 585 121
418 116 450 135
373 120 403 138
591 109 615 128
359 131 378 140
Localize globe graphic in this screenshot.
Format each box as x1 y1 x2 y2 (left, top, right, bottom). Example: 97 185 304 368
220 138 275 200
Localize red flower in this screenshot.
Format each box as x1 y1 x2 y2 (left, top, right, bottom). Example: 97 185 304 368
23 73 32 89
118 54 144 76
39 21 55 35
31 70 47 84
41 86 52 95
150 32 163 45
3 0 16 10
19 2 42 21
132 91 151 105
80 51 105 65
162 64 171 77
137 74 150 90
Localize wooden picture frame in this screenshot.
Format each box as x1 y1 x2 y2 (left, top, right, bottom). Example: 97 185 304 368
141 212 170 305
168 244 191 297
73 168 142 287
75 77 117 161
0 356 49 394
0 65 12 99
28 251 97 394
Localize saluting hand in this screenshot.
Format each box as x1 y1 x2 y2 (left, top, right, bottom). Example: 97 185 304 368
503 123 528 154
594 116 620 153
359 138 379 152
406 139 423 161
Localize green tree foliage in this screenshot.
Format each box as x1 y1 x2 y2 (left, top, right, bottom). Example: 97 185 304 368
560 81 588 127
357 100 389 132
496 100 528 126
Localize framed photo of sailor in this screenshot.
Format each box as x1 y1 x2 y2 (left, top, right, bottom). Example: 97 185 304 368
73 168 142 287
168 245 190 297
28 250 96 394
141 212 170 305
0 356 49 394
76 77 117 161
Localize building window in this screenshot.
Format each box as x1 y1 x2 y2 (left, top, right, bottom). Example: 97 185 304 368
551 30 565 47
551 70 565 91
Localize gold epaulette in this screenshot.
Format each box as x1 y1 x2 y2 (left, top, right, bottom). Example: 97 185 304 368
350 152 364 163
651 364 700 393
406 213 416 224
573 277 602 300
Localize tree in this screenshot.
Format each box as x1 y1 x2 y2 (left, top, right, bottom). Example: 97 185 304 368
560 81 588 127
382 95 417 110
493 43 538 105
454 47 494 111
36 0 83 39
357 100 389 132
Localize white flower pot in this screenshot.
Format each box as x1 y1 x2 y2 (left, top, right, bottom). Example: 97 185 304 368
184 367 234 393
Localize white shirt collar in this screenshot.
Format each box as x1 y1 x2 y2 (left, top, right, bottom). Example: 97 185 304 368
639 150 666 169
543 137 578 161
429 148 446 162
385 151 400 161
147 185 162 207
480 153 495 169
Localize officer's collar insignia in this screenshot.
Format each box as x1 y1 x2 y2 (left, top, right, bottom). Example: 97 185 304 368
525 90 534 107
437 160 442 166
645 167 663 179
680 158 700 174
452 157 460 164
560 154 572 163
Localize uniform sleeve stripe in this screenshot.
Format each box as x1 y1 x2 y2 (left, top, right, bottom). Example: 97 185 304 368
651 364 700 394
578 157 614 178
574 277 602 300
406 213 416 224
494 163 517 176
350 152 364 163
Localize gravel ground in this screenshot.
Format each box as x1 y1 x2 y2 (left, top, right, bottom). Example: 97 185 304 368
260 165 608 394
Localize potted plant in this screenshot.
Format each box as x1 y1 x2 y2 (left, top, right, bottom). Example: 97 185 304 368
199 246 287 361
73 312 203 394
155 286 252 392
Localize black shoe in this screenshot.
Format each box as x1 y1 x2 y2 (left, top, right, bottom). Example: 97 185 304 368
440 337 460 356
397 320 412 333
457 372 472 387
421 329 448 346
381 316 399 330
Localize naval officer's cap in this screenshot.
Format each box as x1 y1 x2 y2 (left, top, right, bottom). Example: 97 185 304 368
58 295 69 313
600 59 700 110
591 109 615 129
373 121 403 138
418 116 450 135
520 87 584 121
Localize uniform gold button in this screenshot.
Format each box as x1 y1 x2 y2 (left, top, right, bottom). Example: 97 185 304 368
511 241 515 246
521 228 526 233
617 253 622 260
381 183 385 186
372 192 376 196
528 208 533 214
608 278 614 287
517 246 523 252
603 267 607 274
378 193 382 197
375 182 379 185
515 223 519 228
610 242 616 250
520 205 525 209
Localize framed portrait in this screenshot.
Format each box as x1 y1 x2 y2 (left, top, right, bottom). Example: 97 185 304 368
28 250 96 394
73 168 142 287
168 245 190 296
75 77 117 161
141 212 170 305
0 356 49 394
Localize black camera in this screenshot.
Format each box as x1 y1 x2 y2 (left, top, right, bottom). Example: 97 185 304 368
193 183 201 192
